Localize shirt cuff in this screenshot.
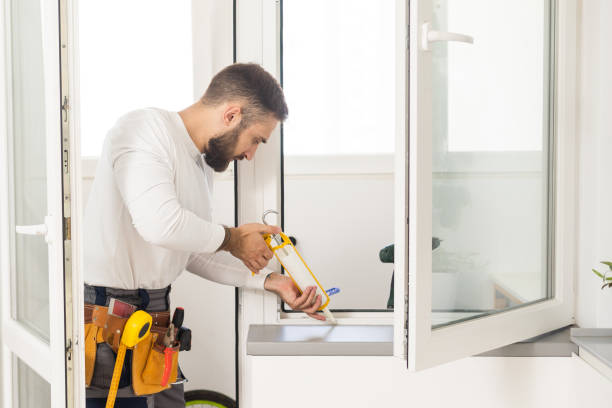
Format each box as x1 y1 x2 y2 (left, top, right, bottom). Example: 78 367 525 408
204 224 227 253
245 268 274 290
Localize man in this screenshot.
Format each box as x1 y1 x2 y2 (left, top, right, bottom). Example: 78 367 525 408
84 63 324 408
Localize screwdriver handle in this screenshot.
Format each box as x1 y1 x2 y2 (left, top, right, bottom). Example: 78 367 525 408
172 307 184 328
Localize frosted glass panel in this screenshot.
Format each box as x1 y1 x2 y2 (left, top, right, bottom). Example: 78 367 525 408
9 0 50 341
16 357 51 408
431 0 552 328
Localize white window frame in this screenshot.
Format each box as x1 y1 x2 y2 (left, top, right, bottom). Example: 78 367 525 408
234 0 577 393
234 0 397 401
398 0 578 370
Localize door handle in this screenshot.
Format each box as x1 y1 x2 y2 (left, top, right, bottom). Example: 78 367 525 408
421 22 474 51
15 215 52 243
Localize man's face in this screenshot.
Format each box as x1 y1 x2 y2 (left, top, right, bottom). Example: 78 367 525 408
204 114 278 172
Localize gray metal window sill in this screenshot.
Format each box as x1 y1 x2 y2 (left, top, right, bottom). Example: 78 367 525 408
247 324 577 357
570 328 612 370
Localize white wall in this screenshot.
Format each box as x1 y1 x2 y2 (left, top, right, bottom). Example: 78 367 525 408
247 354 612 408
575 0 612 328
248 356 579 408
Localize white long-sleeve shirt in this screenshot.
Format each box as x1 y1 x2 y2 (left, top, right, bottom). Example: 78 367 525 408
84 108 268 290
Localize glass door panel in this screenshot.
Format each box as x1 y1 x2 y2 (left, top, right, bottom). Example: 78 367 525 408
429 0 553 328
1 0 67 404
16 356 52 408
9 0 50 341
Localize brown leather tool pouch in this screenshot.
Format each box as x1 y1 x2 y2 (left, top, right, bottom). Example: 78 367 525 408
102 314 128 353
84 302 176 395
84 323 104 387
131 331 179 396
84 304 108 387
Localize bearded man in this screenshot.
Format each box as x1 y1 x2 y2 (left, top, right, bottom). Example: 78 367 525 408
83 63 324 408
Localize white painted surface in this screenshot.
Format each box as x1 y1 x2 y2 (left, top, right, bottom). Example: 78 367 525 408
576 0 612 328
247 356 574 408
571 353 612 406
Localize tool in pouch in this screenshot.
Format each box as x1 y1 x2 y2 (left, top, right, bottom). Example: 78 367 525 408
160 307 184 386
85 297 186 403
261 209 337 323
106 310 152 408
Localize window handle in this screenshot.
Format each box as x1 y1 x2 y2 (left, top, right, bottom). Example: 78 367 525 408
421 22 474 51
15 215 52 243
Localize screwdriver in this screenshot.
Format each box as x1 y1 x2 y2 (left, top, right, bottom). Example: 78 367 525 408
161 307 184 386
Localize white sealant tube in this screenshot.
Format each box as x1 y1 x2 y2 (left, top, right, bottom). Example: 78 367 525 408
274 239 337 324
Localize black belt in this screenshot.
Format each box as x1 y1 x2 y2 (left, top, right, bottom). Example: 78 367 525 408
91 285 171 311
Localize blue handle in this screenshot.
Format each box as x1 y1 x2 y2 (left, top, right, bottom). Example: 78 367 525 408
326 287 340 296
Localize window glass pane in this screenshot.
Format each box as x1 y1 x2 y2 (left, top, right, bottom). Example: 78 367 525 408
431 0 553 328
440 0 546 152
79 0 193 156
9 0 50 341
282 0 395 155
16 356 51 408
282 0 395 311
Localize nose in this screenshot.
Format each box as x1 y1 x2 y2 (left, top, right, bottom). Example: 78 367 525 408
244 145 259 161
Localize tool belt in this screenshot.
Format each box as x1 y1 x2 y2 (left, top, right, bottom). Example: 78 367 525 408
84 303 179 396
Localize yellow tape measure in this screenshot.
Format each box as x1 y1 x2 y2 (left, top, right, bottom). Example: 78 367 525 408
106 310 152 408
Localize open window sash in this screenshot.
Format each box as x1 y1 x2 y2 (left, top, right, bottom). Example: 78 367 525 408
396 0 577 370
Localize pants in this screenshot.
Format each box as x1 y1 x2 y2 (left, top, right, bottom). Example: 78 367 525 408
84 284 185 408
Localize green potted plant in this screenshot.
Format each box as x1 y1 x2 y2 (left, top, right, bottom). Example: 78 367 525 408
592 261 612 289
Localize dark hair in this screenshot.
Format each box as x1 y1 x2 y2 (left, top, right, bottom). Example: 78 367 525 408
201 63 288 125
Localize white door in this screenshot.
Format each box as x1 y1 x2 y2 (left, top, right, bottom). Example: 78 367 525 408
0 0 68 406
398 0 577 369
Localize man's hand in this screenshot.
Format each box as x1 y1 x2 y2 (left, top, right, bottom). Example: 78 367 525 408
263 273 326 321
224 223 281 272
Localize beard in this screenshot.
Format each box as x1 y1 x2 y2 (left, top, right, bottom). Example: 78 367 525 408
204 125 242 172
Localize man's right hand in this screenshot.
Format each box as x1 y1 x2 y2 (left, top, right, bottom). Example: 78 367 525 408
224 223 281 272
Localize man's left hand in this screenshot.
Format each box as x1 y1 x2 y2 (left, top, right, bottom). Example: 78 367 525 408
263 273 326 321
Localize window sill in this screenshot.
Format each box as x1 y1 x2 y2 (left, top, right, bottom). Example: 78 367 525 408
247 325 394 356
247 325 577 357
571 328 612 382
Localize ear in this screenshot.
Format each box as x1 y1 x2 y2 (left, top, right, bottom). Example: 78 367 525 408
223 105 242 127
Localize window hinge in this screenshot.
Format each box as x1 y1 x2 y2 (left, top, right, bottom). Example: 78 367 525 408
64 217 71 241
65 338 72 361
